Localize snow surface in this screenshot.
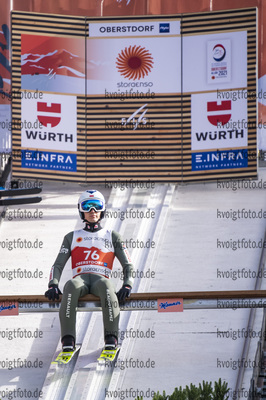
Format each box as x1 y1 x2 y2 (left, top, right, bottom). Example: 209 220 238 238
0 173 266 399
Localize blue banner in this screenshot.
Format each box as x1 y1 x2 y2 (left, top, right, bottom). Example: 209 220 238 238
192 149 249 171
21 150 77 171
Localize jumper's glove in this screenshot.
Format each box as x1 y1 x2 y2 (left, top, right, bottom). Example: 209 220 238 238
116 285 132 305
45 284 62 301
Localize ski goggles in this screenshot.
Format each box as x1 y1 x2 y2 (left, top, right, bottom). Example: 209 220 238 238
79 199 105 212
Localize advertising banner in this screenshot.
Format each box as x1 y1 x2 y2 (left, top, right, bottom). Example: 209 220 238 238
183 31 247 93
21 34 85 95
17 33 81 174
11 9 257 182
87 19 181 95
21 93 77 152
207 39 231 84
191 92 248 151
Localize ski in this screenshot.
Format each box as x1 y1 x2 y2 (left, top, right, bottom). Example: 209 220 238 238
52 345 80 365
97 346 120 364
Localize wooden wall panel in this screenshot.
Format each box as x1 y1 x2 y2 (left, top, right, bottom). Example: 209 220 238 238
11 8 257 183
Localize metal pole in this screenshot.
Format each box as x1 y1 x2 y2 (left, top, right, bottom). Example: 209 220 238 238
2 291 266 313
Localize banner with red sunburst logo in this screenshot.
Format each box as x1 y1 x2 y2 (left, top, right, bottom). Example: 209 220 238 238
87 20 181 96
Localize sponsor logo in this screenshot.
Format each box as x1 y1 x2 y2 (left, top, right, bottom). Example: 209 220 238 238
207 100 231 126
212 44 226 62
207 39 231 83
37 102 61 127
159 23 170 33
106 289 114 321
124 247 132 263
22 130 73 143
73 265 111 278
192 149 248 171
0 302 18 316
191 93 247 151
21 150 77 171
194 129 244 142
81 236 106 242
76 237 83 243
49 266 54 281
116 45 154 80
158 298 183 312
66 294 72 318
21 93 77 152
60 246 68 254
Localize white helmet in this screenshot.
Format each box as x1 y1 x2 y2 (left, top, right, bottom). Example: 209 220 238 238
78 190 106 221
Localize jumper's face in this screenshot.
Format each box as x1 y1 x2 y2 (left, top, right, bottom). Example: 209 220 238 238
84 209 101 223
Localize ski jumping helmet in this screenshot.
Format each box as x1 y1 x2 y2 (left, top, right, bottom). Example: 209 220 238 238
78 190 106 222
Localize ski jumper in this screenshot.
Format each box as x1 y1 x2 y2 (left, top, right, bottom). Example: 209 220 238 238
48 223 134 342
